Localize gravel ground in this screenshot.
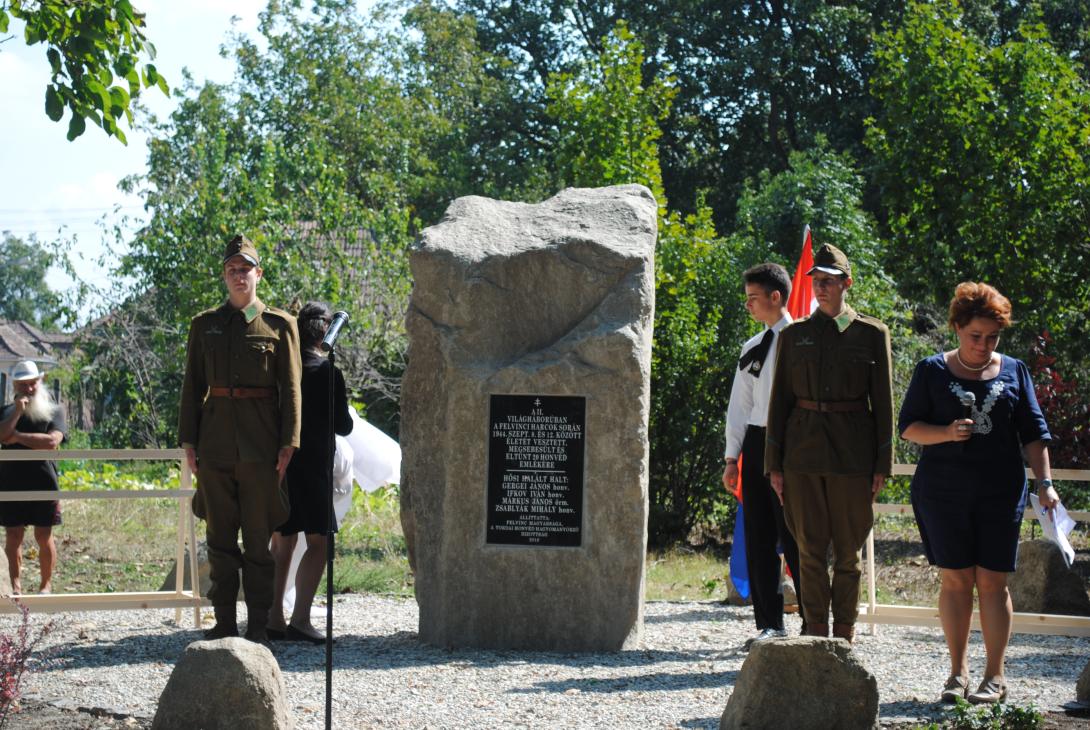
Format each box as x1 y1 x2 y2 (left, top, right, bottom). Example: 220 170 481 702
7 596 1088 728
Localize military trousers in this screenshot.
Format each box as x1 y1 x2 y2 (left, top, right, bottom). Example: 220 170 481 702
781 471 873 626
741 426 804 631
196 459 289 611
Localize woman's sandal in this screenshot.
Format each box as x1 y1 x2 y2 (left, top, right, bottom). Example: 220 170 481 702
967 676 1008 705
940 674 969 704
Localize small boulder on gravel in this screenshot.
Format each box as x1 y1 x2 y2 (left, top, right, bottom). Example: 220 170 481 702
1009 539 1090 616
159 542 245 601
720 637 878 730
1078 658 1090 702
152 637 292 730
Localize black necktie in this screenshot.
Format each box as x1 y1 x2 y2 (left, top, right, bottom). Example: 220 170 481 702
737 328 775 377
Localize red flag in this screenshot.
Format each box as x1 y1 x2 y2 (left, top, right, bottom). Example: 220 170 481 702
733 225 815 507
732 455 743 501
787 225 817 318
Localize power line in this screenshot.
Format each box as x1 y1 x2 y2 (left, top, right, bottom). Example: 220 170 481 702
0 205 143 214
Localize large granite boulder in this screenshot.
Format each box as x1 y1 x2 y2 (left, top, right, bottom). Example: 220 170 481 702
152 638 292 729
1009 539 1090 616
720 637 878 730
401 185 657 650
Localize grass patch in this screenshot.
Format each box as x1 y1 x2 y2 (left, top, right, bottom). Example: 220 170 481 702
319 487 413 597
646 547 730 601
18 497 196 594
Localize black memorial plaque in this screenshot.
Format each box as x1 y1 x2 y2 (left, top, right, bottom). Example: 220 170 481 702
486 394 585 547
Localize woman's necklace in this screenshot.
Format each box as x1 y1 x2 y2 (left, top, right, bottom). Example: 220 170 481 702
955 349 991 372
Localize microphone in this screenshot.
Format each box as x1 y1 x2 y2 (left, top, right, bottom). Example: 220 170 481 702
959 391 975 421
319 311 349 352
958 391 975 449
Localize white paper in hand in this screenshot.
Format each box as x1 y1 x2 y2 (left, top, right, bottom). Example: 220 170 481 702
1029 493 1075 567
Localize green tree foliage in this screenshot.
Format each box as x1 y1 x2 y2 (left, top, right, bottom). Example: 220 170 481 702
549 24 748 545
546 23 673 200
0 0 168 142
867 0 1090 359
401 0 548 218
649 209 748 545
455 0 902 227
0 233 61 328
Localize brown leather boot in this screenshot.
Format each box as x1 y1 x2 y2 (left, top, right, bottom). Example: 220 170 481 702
833 623 855 643
805 622 830 637
204 604 238 639
244 606 271 647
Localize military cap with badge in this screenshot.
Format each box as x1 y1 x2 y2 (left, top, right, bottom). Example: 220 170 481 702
223 234 261 266
807 243 851 277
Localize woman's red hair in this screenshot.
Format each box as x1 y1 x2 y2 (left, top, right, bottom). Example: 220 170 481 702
948 282 1012 329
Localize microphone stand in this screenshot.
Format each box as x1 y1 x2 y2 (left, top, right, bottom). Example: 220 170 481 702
319 311 347 730
324 342 335 730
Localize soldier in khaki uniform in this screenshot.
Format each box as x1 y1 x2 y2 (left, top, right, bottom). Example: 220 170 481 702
764 243 893 642
179 235 302 643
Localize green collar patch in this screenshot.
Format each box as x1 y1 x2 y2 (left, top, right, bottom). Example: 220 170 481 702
833 311 854 333
815 305 857 333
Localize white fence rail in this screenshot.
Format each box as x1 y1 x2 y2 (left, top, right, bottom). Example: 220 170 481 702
861 464 1090 636
0 449 202 627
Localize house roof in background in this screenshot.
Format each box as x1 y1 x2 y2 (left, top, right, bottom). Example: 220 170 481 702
0 320 73 367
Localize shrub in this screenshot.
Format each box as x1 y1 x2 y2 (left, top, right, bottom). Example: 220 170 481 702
0 602 54 729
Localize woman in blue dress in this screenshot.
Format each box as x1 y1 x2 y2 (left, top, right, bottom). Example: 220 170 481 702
898 282 1060 705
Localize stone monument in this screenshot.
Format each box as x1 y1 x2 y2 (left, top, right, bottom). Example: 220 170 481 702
400 185 657 650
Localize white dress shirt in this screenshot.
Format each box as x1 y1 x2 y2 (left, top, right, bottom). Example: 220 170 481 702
724 314 792 459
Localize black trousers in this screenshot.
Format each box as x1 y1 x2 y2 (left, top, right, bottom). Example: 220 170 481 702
741 425 804 630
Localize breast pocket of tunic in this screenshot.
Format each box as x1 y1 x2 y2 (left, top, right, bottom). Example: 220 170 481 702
790 352 818 397
837 345 876 398
245 335 278 376
202 333 224 381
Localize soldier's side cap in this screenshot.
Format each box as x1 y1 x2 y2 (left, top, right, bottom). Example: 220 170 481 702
806 243 851 277
223 234 260 266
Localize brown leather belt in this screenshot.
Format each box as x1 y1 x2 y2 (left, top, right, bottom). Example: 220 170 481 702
796 398 869 413
208 386 277 399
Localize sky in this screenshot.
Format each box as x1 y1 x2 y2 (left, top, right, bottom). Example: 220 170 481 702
0 1 266 302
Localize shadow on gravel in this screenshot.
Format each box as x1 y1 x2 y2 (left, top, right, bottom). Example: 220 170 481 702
1005 651 1085 677
269 631 736 673
644 605 738 624
507 668 738 694
45 631 201 669
677 718 718 729
879 699 946 726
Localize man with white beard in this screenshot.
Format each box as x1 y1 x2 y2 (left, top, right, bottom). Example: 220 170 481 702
0 360 65 594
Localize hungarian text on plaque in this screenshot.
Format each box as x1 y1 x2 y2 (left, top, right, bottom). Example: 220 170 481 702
486 394 585 546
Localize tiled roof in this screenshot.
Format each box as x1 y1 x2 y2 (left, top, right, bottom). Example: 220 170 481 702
0 320 72 364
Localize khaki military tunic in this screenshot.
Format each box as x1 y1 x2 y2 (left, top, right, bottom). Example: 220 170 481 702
763 305 893 627
179 299 301 460
178 299 301 609
764 306 894 477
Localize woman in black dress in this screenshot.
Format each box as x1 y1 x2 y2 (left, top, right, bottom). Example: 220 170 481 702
269 302 353 642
